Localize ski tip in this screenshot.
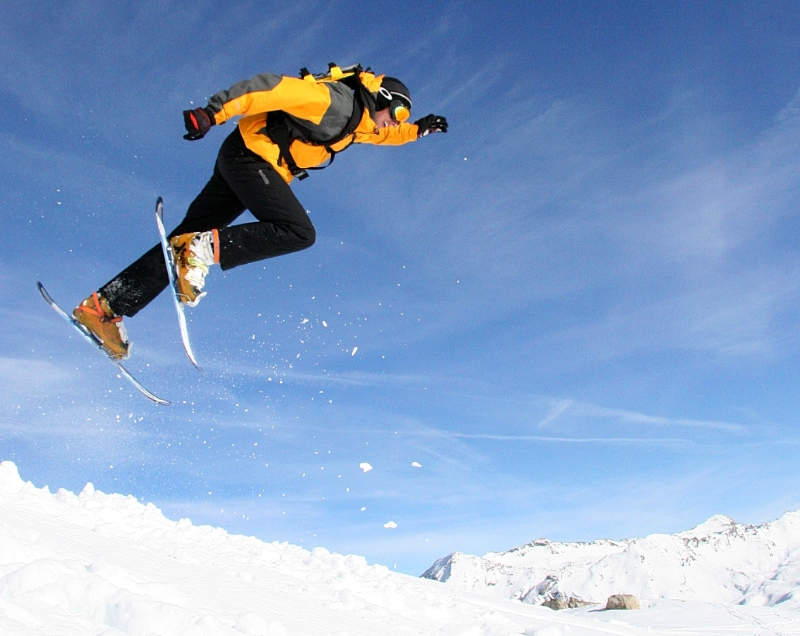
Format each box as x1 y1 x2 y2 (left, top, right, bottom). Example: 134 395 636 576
156 196 163 206
139 390 172 406
36 281 50 301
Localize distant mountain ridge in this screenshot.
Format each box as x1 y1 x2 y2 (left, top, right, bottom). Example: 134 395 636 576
422 511 800 608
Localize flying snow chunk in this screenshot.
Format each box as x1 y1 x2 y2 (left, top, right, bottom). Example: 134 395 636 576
359 463 373 473
351 347 358 356
384 521 397 529
412 462 422 468
300 318 309 324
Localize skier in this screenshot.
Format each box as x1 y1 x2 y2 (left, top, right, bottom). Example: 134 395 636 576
72 65 447 360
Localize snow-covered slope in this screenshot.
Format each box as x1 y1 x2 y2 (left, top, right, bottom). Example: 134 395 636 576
423 510 800 609
3 460 800 636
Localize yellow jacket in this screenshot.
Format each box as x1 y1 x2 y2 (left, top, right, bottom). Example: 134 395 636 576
205 70 420 183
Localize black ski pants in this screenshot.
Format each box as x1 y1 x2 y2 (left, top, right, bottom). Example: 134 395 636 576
100 128 315 317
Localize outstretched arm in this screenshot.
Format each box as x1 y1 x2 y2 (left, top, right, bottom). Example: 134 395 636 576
182 73 342 140
358 114 448 147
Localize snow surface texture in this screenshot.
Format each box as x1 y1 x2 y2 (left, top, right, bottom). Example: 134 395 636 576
423 510 800 610
2 461 800 635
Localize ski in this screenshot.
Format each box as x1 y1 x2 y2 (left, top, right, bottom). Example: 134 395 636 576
155 197 202 371
37 282 170 406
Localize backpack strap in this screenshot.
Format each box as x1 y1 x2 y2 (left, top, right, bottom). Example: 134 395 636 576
265 111 309 180
265 65 371 180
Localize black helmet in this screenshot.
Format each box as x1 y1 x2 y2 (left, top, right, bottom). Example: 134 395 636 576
376 77 412 123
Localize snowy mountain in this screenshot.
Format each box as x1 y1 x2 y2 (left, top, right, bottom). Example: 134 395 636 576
422 510 800 609
3 460 800 635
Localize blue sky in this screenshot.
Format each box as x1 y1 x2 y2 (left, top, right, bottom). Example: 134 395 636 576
2 1 800 575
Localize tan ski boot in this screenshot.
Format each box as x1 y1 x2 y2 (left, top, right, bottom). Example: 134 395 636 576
73 292 130 361
169 229 218 307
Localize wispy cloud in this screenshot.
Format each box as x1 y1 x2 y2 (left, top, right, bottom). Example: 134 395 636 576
0 357 74 398
538 399 574 427
443 432 691 445
533 273 800 367
533 397 746 434
567 403 745 433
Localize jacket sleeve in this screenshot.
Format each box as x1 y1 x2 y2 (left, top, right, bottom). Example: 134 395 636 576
354 122 420 146
205 74 338 126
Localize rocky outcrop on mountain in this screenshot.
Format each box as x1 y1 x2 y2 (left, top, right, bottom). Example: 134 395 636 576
606 594 640 610
542 595 595 610
422 511 800 609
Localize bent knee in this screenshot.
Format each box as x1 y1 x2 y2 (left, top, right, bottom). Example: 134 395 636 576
295 224 316 250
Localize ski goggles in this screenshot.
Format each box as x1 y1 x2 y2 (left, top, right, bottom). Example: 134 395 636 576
379 87 411 123
390 101 411 123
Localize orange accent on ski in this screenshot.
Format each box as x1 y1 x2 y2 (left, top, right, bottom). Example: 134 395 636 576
213 228 220 264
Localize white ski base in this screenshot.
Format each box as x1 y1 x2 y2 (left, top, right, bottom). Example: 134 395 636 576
155 197 202 371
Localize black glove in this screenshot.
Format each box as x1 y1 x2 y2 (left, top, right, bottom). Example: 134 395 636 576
183 107 214 140
414 114 448 138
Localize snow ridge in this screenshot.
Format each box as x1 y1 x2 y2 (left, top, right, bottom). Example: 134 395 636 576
0 461 420 635
4 460 800 635
422 510 800 608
